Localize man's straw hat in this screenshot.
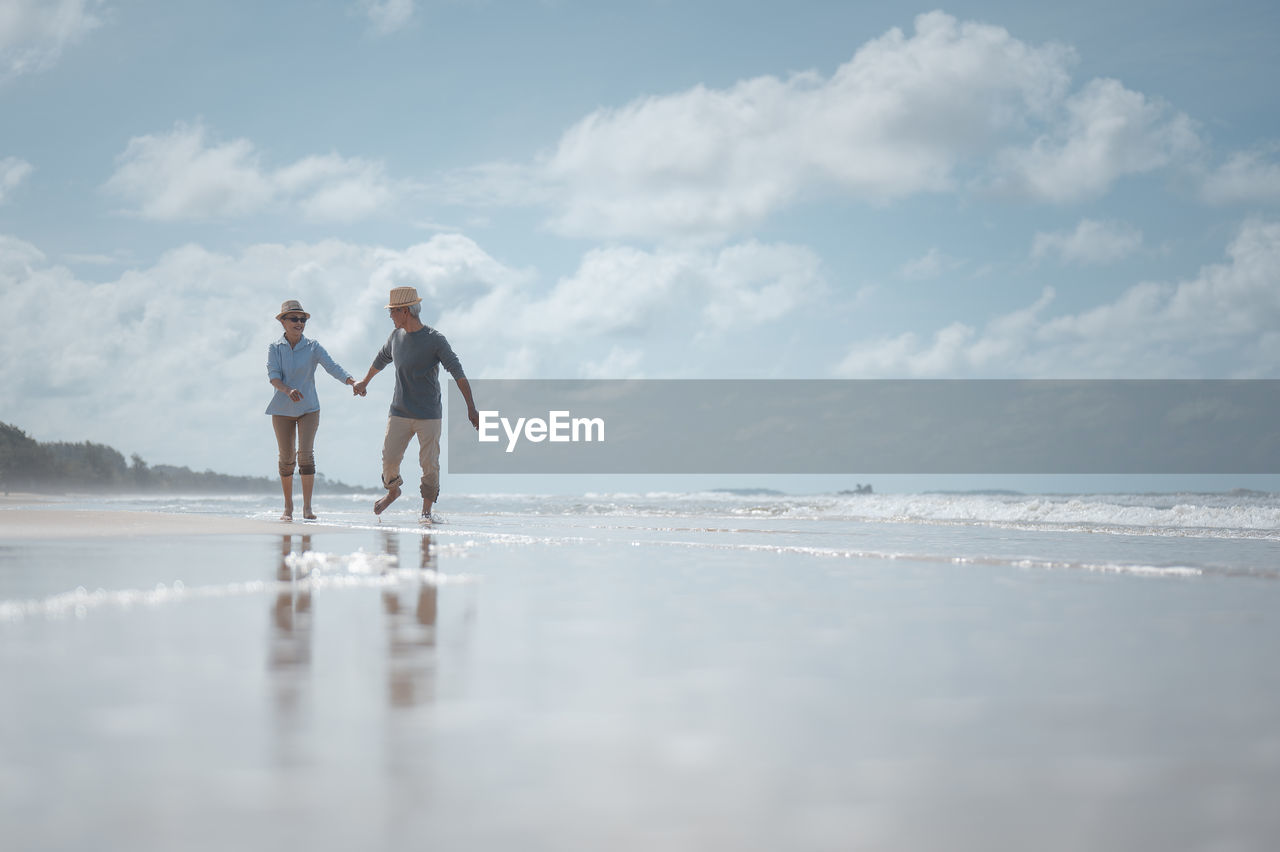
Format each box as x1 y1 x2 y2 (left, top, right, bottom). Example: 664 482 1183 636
386 286 423 309
276 299 310 320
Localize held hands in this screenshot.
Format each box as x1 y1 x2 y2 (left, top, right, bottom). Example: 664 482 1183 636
352 380 368 397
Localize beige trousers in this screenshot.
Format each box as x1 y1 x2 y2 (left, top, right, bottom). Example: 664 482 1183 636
272 411 320 476
381 416 442 501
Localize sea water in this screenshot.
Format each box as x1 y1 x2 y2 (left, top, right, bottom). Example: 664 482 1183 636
65 487 1280 577
3 490 1280 850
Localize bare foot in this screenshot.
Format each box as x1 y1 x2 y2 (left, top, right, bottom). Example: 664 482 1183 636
374 486 401 515
280 511 293 521
303 509 316 520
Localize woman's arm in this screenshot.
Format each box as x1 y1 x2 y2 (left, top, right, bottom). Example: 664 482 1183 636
267 345 303 402
269 377 303 403
352 365 381 397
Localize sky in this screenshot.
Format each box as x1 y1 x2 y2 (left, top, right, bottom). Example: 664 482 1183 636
2 0 1279 495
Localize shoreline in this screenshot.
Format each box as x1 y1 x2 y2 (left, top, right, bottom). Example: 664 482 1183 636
0 505 348 539
0 492 53 506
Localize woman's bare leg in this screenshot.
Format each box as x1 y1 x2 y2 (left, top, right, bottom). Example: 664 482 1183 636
301 474 316 519
280 475 294 520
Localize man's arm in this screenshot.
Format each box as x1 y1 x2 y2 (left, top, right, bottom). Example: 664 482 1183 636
455 376 480 429
356 334 397 396
352 365 381 397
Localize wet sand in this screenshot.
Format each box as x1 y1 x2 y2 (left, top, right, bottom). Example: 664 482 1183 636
4 508 1280 851
0 504 346 539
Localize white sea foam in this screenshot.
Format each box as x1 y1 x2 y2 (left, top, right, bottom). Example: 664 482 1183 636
77 489 1280 538
27 490 1276 585
622 537 1205 579
0 549 478 623
464 491 1280 539
814 492 1280 537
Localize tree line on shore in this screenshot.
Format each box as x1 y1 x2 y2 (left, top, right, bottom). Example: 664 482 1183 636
0 421 373 494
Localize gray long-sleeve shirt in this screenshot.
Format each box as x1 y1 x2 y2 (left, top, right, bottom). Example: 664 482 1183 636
373 326 466 420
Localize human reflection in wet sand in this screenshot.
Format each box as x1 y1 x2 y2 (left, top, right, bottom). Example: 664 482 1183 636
382 531 437 709
269 534 313 763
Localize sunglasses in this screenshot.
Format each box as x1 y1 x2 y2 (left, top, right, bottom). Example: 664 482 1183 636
284 316 308 323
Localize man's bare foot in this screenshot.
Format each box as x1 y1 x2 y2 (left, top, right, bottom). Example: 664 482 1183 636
280 510 293 521
303 509 317 520
374 486 401 515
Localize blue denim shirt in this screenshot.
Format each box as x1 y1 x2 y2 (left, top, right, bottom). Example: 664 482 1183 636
265 335 353 416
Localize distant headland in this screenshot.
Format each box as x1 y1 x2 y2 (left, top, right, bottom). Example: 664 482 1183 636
0 421 375 495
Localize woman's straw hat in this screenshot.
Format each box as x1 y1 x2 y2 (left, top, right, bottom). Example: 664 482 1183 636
276 299 311 320
386 286 423 309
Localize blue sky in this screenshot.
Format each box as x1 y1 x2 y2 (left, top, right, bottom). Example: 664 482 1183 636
2 0 1279 494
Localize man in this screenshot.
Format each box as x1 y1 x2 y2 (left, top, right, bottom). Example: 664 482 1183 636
354 286 480 521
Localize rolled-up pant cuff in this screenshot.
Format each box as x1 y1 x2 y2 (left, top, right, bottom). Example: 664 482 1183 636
381 416 442 501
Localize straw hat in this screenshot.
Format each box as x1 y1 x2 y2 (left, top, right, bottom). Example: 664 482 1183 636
386 286 423 309
276 299 311 320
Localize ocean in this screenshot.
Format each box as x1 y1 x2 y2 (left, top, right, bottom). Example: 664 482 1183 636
3 489 1280 850
46 487 1280 577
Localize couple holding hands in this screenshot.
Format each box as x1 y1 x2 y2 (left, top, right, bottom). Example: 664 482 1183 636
266 286 479 522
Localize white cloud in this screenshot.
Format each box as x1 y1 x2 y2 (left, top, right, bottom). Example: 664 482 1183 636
0 233 47 272
581 346 645 380
103 122 400 222
104 123 273 220
702 241 824 330
63 248 135 266
991 78 1200 202
0 0 103 82
899 247 964 280
445 12 1203 243
1 232 820 484
1201 145 1280 204
513 246 687 340
1031 219 1143 265
438 241 824 347
358 0 414 36
488 345 541 380
275 153 396 221
533 11 1074 242
0 156 33 203
0 233 520 486
836 220 1280 378
431 160 556 208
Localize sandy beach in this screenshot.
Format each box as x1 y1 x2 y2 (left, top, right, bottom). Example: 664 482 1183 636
4 493 1280 851
0 505 325 539
0 495 356 540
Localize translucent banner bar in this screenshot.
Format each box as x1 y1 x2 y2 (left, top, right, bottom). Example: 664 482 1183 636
446 380 1280 474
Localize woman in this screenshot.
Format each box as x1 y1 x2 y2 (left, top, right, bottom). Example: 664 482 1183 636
266 299 357 520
